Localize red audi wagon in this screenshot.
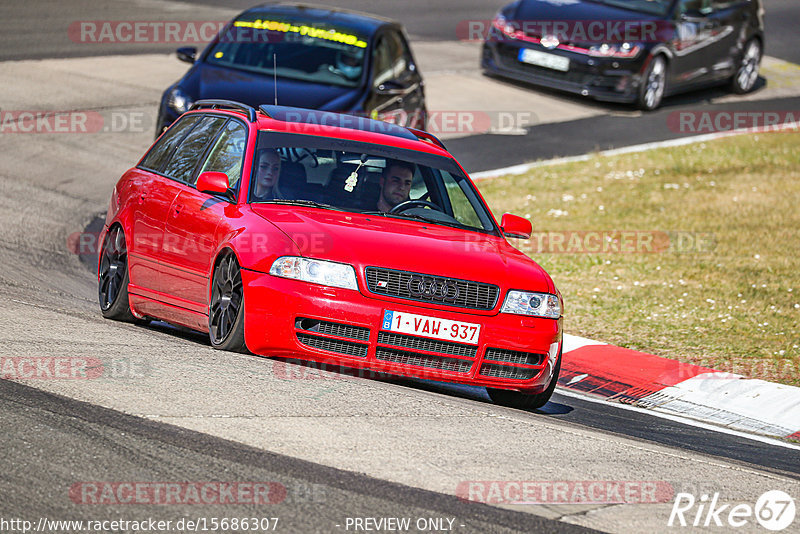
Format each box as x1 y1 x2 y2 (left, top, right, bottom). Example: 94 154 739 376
98 100 563 408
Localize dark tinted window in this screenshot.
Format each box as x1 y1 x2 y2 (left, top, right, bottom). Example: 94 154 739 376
198 120 248 189
140 115 200 172
163 116 226 184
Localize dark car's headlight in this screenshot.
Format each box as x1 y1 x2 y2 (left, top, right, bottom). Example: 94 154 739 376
501 290 561 318
167 87 193 114
588 42 642 59
269 257 358 290
491 13 518 39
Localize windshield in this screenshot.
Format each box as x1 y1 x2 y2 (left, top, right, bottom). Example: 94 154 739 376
584 0 673 16
249 133 497 233
206 17 369 88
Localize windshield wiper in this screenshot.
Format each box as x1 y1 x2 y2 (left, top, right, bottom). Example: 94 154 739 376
362 210 464 229
256 199 341 211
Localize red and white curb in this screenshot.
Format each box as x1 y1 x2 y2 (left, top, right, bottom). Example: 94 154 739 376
559 334 800 441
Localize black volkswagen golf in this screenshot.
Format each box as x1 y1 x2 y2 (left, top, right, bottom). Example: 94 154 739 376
157 3 427 134
481 0 764 110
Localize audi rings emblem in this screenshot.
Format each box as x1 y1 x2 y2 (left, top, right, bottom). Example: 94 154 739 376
407 276 459 302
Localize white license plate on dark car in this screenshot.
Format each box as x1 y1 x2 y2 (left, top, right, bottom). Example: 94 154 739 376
382 310 481 345
518 48 570 72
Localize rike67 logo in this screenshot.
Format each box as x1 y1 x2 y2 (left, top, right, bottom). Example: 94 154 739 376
669 490 796 531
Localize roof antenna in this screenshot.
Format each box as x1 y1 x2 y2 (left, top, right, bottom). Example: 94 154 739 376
273 53 278 106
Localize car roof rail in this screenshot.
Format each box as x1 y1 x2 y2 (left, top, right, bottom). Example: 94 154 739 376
190 99 258 122
406 127 447 150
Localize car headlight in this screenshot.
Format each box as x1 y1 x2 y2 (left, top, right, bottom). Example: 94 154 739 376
167 87 192 114
269 257 358 290
501 290 561 318
491 14 518 39
588 42 641 58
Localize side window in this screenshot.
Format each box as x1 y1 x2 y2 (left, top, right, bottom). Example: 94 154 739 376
441 171 483 229
198 120 248 189
387 31 409 80
394 33 416 82
163 116 226 184
140 115 200 173
372 35 394 87
679 0 712 15
710 0 734 10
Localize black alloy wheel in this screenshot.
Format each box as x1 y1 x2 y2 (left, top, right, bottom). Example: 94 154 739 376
98 225 136 321
209 253 248 352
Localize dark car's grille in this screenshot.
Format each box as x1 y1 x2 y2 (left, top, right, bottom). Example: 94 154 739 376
479 363 538 380
296 318 370 341
377 332 477 358
484 347 543 366
365 267 499 310
296 333 368 358
376 347 473 374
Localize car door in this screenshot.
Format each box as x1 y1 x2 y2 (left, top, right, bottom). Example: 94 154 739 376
129 114 200 297
671 0 736 86
366 28 424 128
162 118 247 316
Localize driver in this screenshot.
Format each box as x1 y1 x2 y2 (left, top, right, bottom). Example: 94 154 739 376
377 159 414 212
334 48 364 80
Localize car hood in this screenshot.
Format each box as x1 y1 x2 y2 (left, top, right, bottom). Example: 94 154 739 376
183 63 361 111
514 0 661 22
251 205 554 295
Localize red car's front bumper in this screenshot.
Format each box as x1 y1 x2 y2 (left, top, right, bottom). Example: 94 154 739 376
241 269 562 393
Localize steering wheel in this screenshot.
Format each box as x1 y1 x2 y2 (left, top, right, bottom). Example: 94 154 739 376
291 148 319 168
389 199 441 214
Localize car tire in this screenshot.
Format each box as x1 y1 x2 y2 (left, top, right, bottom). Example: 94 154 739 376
487 347 562 410
209 252 248 353
730 38 761 94
637 55 667 111
98 225 137 322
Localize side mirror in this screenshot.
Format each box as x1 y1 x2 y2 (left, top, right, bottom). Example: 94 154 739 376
500 213 532 239
176 47 197 63
196 172 231 197
375 80 408 96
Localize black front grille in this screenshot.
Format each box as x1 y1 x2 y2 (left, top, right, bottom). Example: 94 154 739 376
376 347 473 374
365 267 499 310
296 333 368 358
296 318 370 341
479 363 538 380
484 347 543 366
377 332 477 358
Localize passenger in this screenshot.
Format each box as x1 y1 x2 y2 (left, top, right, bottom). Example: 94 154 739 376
252 148 283 200
377 159 414 212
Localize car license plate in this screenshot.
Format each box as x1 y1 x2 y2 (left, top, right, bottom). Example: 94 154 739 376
382 310 481 345
518 48 570 72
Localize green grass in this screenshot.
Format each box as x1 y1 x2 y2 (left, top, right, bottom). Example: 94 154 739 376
478 132 800 386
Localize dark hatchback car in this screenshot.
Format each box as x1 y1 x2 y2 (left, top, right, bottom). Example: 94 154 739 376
157 3 427 134
482 0 764 110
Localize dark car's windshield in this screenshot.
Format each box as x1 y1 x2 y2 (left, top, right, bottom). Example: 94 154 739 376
583 0 673 16
206 17 369 88
249 132 497 233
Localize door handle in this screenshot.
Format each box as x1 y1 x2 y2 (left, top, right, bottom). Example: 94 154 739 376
138 193 146 204
173 204 183 216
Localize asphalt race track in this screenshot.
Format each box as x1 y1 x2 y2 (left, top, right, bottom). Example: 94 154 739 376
1 1 799 533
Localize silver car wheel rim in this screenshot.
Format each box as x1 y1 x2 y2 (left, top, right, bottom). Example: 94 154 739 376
737 41 760 91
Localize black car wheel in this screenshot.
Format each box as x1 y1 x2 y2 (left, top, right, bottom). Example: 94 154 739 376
487 347 562 410
209 253 248 352
731 39 761 94
98 225 136 321
638 55 667 111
